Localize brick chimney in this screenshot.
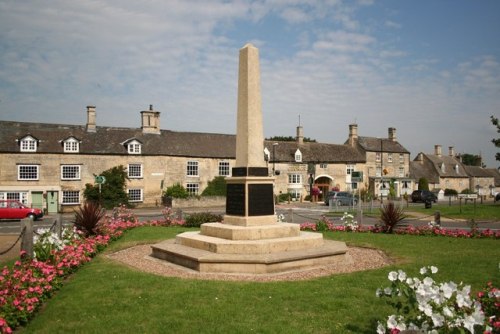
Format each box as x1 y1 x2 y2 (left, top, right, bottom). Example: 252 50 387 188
434 145 442 157
86 105 96 132
348 124 358 147
141 104 161 135
388 127 396 142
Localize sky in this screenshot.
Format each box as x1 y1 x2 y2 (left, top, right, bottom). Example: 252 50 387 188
0 0 499 168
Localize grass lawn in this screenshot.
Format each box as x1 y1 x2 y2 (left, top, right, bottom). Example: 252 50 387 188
18 227 499 334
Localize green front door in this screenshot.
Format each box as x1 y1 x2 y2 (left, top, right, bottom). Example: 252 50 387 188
47 191 58 213
32 192 43 209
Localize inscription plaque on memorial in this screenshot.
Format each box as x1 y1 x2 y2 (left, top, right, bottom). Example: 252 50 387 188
248 184 274 216
226 184 246 216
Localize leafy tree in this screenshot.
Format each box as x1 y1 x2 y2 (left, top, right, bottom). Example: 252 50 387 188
84 165 129 209
491 115 500 161
460 153 484 167
266 136 317 142
201 176 227 196
418 178 429 191
164 183 189 199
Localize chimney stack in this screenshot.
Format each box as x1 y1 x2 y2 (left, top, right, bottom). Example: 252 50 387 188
417 152 424 164
86 105 96 132
434 145 442 157
348 124 358 147
449 146 455 157
296 125 304 145
141 104 161 135
388 127 396 142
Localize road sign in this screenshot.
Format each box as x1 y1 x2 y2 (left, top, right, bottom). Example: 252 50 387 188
95 175 106 184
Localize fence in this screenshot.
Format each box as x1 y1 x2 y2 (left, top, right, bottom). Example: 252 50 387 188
0 215 64 260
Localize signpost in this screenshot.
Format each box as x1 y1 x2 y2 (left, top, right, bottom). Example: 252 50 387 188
95 175 106 203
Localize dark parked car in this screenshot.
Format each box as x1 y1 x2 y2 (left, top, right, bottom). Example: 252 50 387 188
495 193 500 202
411 190 437 203
324 191 357 206
0 200 44 220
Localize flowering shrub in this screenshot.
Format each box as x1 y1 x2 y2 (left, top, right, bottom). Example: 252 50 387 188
299 219 500 239
0 207 186 333
340 212 359 231
376 266 498 333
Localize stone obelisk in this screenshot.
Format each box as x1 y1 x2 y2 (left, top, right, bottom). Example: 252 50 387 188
225 43 276 226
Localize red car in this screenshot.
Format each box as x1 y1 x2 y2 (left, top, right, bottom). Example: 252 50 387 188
0 200 44 220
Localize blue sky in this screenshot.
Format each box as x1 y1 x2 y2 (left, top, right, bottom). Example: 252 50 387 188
0 0 499 167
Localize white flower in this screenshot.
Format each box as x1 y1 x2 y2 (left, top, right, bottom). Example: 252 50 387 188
420 267 428 275
430 266 438 274
443 306 454 318
376 288 382 297
388 271 398 281
397 270 407 282
431 313 445 327
423 277 434 287
387 315 397 329
384 287 392 295
376 322 385 334
440 281 457 299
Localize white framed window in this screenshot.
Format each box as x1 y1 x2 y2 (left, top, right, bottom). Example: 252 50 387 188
187 161 199 176
128 164 143 178
0 192 28 204
399 154 404 163
186 183 199 195
20 136 37 152
61 165 81 180
376 166 382 177
388 153 393 163
294 149 302 162
288 189 302 199
219 161 230 176
346 164 354 175
288 174 302 184
18 165 39 180
320 163 328 169
398 167 405 177
64 138 80 153
127 140 142 154
62 191 80 205
128 189 143 202
376 152 381 162
440 163 446 173
264 148 270 162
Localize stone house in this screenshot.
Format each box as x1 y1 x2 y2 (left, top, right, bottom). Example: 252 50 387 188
410 145 470 193
463 166 497 196
344 124 413 199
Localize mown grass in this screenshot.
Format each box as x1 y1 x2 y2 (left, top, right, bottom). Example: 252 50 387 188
18 227 499 334
406 202 500 220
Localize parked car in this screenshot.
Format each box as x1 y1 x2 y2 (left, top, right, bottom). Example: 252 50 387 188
324 191 357 206
495 193 500 203
0 200 44 220
411 190 437 203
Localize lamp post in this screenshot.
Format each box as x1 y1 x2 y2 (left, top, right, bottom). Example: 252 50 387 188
380 138 384 204
272 143 278 175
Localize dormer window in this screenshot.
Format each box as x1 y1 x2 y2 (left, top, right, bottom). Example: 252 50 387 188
63 137 80 153
123 139 142 154
294 149 302 162
440 163 446 173
19 135 37 152
454 164 459 173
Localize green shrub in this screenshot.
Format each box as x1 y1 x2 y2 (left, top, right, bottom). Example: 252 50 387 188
444 188 458 196
185 212 223 227
201 176 226 196
83 165 129 209
278 193 292 202
73 201 106 237
418 177 429 191
164 183 189 199
461 188 474 194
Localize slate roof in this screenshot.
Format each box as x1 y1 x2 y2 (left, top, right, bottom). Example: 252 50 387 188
409 161 440 183
482 168 500 186
354 136 410 154
0 121 236 158
464 165 495 178
264 141 366 163
425 154 469 178
0 120 366 163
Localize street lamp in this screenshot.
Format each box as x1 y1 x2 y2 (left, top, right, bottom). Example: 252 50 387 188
272 143 279 175
380 138 384 204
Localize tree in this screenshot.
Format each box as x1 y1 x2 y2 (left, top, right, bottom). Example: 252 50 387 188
460 153 484 167
201 176 227 196
163 183 189 199
491 115 500 161
266 136 317 142
418 178 429 191
83 165 129 209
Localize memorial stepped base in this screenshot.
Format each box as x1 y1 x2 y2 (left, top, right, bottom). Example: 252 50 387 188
151 221 349 274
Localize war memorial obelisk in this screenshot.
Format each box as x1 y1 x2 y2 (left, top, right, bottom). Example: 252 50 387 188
151 44 348 274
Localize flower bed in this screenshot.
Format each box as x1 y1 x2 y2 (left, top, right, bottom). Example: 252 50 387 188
0 206 184 333
300 215 500 239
